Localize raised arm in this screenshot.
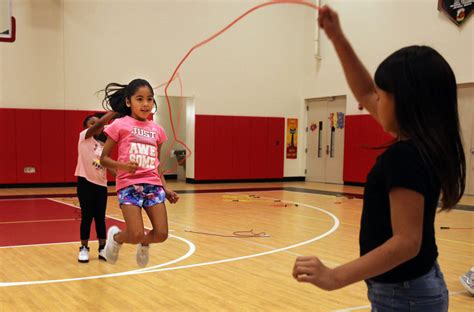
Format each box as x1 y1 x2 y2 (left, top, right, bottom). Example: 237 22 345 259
318 5 379 121
85 111 118 139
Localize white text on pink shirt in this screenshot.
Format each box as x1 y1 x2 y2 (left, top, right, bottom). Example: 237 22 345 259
131 127 157 139
129 143 157 169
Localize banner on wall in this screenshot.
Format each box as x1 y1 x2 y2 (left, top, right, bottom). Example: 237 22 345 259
286 118 298 159
438 0 472 26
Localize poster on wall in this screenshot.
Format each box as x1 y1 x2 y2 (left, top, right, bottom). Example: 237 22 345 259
328 112 345 129
286 118 298 159
438 0 472 26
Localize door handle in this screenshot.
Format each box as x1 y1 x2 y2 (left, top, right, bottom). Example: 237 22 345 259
326 145 329 155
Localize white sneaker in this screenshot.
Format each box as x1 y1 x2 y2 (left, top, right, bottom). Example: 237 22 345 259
104 226 122 264
98 248 107 261
78 246 90 263
136 243 150 267
460 267 474 295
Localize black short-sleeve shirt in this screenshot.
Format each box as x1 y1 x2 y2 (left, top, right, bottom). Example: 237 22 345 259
360 140 441 283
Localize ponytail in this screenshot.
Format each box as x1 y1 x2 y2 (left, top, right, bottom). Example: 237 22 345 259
101 79 155 117
101 83 131 117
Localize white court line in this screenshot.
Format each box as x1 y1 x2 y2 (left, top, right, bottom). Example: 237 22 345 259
333 305 370 312
0 240 88 249
0 230 176 249
0 199 196 287
1 195 339 287
169 219 341 267
128 195 340 274
235 239 341 267
0 233 196 287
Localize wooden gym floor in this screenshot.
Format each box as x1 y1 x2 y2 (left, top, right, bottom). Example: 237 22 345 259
0 181 472 311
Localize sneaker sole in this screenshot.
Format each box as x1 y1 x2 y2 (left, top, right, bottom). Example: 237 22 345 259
78 259 89 263
459 277 474 295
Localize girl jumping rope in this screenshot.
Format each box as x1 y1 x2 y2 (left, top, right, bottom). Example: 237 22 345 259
292 6 465 312
100 78 179 267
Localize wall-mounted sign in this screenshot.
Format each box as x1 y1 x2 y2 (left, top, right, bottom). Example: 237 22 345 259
438 0 472 26
286 118 298 159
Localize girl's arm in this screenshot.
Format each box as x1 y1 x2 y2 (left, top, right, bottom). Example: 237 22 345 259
100 137 138 173
157 143 179 203
293 187 424 290
85 111 118 139
107 168 117 178
318 5 379 122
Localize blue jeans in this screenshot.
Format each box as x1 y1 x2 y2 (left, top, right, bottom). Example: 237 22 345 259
366 262 448 312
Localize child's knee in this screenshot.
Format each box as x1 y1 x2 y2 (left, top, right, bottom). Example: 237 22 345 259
129 230 145 244
155 231 168 243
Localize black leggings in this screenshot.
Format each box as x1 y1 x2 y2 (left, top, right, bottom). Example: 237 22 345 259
77 177 108 240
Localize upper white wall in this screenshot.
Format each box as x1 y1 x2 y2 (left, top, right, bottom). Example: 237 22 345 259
61 0 309 118
302 0 474 115
0 0 64 109
1 0 472 178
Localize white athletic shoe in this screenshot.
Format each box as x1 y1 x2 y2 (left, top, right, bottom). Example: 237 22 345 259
136 243 150 267
104 226 122 264
78 246 90 263
460 267 474 295
98 248 107 261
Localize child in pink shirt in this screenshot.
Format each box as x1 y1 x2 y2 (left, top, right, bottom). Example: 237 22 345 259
100 78 179 267
75 111 117 263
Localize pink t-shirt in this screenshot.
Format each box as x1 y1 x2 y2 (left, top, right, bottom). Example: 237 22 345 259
74 129 108 187
104 116 167 191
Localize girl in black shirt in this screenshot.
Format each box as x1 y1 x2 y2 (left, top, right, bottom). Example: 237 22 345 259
293 6 465 312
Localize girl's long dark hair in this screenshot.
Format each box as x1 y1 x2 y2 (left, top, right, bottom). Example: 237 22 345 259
374 46 465 210
101 78 156 117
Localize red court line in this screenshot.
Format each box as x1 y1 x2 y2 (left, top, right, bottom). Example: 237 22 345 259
0 199 123 247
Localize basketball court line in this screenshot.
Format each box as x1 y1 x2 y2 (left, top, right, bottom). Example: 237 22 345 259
170 191 343 267
0 198 196 287
0 194 340 287
0 230 177 249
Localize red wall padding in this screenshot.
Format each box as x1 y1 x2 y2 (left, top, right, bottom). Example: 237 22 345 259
15 110 42 183
0 109 17 183
232 117 252 179
195 115 284 180
343 115 393 183
64 110 90 182
1 108 387 185
266 117 285 179
194 115 215 180
41 110 66 183
0 108 115 185
249 117 269 179
214 116 234 180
